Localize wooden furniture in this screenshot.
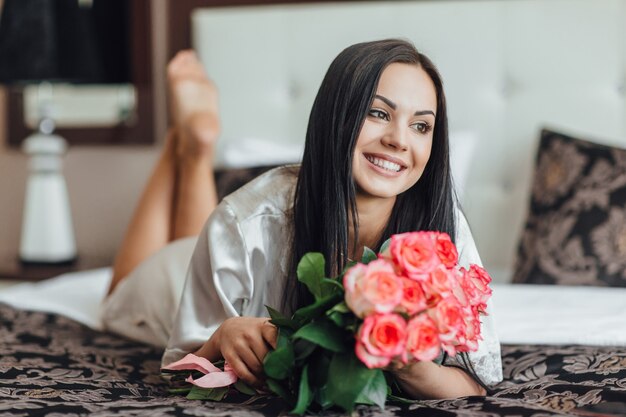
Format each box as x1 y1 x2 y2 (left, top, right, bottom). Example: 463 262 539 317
0 253 110 281
5 0 154 146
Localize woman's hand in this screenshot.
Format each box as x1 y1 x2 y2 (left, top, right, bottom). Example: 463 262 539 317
386 359 486 399
195 317 277 387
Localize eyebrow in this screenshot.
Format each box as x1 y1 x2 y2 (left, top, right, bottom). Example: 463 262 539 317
374 94 435 117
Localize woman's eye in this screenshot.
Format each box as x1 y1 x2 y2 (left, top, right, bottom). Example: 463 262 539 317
411 122 432 134
368 109 389 121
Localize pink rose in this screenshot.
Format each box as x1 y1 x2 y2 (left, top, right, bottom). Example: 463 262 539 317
452 267 475 307
387 232 441 279
423 264 455 307
460 307 482 352
467 264 493 313
431 295 466 355
405 314 441 362
397 276 427 315
344 260 403 318
435 233 458 268
355 314 407 369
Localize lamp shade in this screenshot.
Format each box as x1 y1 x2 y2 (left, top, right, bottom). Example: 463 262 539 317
0 0 131 84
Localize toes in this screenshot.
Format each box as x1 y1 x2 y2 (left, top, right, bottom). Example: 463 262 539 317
167 50 206 81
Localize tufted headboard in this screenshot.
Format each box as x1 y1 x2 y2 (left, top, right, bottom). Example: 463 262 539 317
190 0 626 283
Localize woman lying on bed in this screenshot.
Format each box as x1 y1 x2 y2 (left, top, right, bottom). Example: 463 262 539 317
102 39 502 399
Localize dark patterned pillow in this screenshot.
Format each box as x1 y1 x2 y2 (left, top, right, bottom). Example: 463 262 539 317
214 165 280 201
514 129 626 286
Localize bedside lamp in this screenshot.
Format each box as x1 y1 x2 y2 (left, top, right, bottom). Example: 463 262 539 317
0 0 131 264
19 89 76 263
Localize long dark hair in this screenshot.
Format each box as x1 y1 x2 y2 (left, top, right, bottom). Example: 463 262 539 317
282 39 456 314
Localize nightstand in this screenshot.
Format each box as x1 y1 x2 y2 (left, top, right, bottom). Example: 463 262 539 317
0 253 111 282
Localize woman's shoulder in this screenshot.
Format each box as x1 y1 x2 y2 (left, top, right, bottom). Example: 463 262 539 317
453 206 483 268
220 164 300 223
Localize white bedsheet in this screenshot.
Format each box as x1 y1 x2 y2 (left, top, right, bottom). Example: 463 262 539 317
0 270 625 346
491 283 626 346
0 268 111 330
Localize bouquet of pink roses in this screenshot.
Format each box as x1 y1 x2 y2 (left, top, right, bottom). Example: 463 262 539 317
347 231 492 368
162 231 492 414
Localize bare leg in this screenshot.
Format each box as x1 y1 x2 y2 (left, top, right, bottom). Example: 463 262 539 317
107 50 220 295
108 130 177 295
169 51 220 239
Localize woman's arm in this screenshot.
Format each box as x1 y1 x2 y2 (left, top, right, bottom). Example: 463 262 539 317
390 360 486 399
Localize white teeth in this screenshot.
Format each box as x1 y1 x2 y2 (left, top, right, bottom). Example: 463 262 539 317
366 155 401 172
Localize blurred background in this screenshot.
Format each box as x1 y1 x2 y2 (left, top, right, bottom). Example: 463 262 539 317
0 0 625 283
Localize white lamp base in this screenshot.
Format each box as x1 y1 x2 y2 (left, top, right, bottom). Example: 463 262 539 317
19 131 77 264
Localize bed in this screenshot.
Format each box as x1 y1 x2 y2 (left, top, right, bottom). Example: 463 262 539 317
2 269 626 416
3 0 626 415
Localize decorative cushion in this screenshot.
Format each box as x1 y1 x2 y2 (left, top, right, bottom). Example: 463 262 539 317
215 165 279 201
514 129 626 287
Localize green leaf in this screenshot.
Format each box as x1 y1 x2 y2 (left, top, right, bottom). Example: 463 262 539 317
293 293 343 325
361 247 378 264
308 352 333 410
266 305 298 330
297 252 326 301
290 365 313 415
328 301 350 314
315 385 333 410
379 238 391 254
293 339 317 361
186 386 229 401
167 387 192 395
266 378 294 404
327 352 378 412
233 380 257 396
293 321 347 353
263 343 295 380
355 369 387 410
309 351 331 386
276 327 294 348
320 277 344 298
327 311 350 328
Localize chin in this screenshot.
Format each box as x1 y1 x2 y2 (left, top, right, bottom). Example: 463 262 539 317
359 184 407 200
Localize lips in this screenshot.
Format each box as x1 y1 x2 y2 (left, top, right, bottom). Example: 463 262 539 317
364 153 407 173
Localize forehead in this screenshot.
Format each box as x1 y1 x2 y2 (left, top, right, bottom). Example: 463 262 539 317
375 63 437 111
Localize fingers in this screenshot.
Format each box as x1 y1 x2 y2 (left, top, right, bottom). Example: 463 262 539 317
224 353 262 387
261 321 278 350
215 317 279 387
238 342 265 376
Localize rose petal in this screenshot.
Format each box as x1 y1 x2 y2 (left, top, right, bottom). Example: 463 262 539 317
162 353 221 374
185 371 238 388
355 342 391 369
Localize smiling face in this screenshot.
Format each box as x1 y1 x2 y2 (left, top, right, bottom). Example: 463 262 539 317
352 63 437 204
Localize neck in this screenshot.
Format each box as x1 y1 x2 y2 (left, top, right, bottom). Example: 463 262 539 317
348 194 396 260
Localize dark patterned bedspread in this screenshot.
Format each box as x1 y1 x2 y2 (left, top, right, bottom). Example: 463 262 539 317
2 303 625 417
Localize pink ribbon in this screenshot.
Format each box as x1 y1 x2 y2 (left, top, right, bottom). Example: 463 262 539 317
162 353 238 388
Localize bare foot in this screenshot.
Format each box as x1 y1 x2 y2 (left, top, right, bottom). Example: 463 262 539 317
167 50 220 159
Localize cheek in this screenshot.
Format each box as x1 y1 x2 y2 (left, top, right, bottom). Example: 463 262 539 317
355 121 381 148
412 137 433 170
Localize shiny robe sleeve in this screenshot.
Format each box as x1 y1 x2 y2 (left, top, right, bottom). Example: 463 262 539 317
444 210 503 387
161 201 253 367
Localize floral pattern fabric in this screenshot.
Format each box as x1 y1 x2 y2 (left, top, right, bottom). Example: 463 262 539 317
514 129 626 286
214 165 279 200
2 303 626 416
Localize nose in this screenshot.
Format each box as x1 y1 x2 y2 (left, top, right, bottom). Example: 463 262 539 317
381 122 408 152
